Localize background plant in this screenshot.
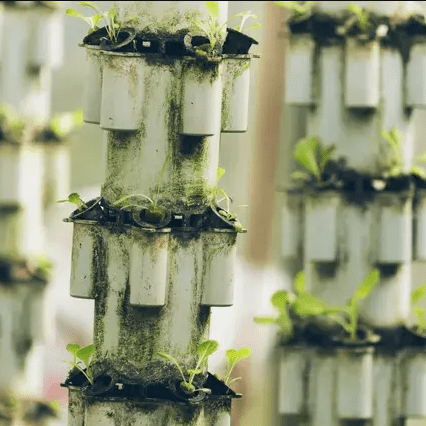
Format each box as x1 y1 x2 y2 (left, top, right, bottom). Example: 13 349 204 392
273 1 314 20
233 11 261 33
158 340 219 393
411 284 426 333
65 343 94 385
291 136 336 184
380 127 426 179
0 103 25 141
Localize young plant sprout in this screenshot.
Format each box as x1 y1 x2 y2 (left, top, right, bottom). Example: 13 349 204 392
347 3 372 33
57 193 88 212
411 284 426 333
65 343 94 385
223 347 251 387
112 193 166 221
291 136 336 184
233 11 261 33
186 1 227 57
330 269 380 342
66 1 138 44
48 109 84 140
0 103 25 141
158 340 219 393
379 127 426 179
273 1 314 20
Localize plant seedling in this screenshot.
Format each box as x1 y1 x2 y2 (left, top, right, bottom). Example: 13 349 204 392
223 347 251 387
233 11 261 33
187 1 227 57
57 193 88 212
379 127 426 179
0 103 25 141
65 343 94 385
66 1 138 44
331 269 380 342
347 3 372 33
291 136 336 184
411 284 426 333
48 109 84 140
112 193 165 221
158 340 219 393
273 1 314 20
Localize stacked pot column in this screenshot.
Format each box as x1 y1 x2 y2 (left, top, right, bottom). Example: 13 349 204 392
0 2 63 399
67 2 256 425
279 1 426 425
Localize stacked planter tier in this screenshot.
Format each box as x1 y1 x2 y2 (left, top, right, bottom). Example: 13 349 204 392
278 4 426 425
64 12 256 425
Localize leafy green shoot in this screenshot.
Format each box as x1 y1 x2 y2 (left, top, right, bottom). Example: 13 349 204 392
158 340 219 393
234 11 261 33
223 347 251 386
340 269 380 341
189 1 226 56
273 1 314 20
411 284 426 333
0 103 25 141
57 193 88 212
347 3 371 33
66 343 94 385
66 1 138 43
291 136 335 183
49 109 83 139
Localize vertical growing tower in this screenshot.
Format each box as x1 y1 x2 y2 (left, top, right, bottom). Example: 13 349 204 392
0 0 63 398
277 1 426 425
63 2 257 425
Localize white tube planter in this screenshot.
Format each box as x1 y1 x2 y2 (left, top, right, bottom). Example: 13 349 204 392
0 144 20 205
129 231 169 307
377 193 412 264
281 192 303 258
401 348 426 417
336 347 374 419
100 52 145 131
278 346 307 415
305 192 339 262
345 38 380 108
201 232 236 307
415 189 426 260
82 46 103 125
30 11 63 69
213 412 231 426
406 38 426 108
70 221 99 299
181 60 222 136
285 34 315 105
221 56 251 133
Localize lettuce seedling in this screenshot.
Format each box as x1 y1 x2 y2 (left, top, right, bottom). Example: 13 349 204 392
411 284 426 333
158 340 219 393
291 136 336 184
223 347 251 387
233 11 261 33
273 1 314 20
57 193 88 212
66 343 94 385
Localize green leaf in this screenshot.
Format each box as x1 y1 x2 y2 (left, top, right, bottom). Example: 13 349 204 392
292 292 330 316
412 285 426 304
197 340 219 360
78 1 103 14
293 136 321 181
205 1 219 18
290 170 310 182
351 269 380 304
248 23 262 30
76 344 93 367
253 316 276 324
66 343 80 355
294 271 305 293
65 8 84 18
216 167 225 181
319 144 336 171
187 369 202 375
270 290 289 312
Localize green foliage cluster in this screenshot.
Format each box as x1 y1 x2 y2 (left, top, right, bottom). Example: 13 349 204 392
254 269 380 342
411 285 426 333
158 340 251 392
66 343 94 385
